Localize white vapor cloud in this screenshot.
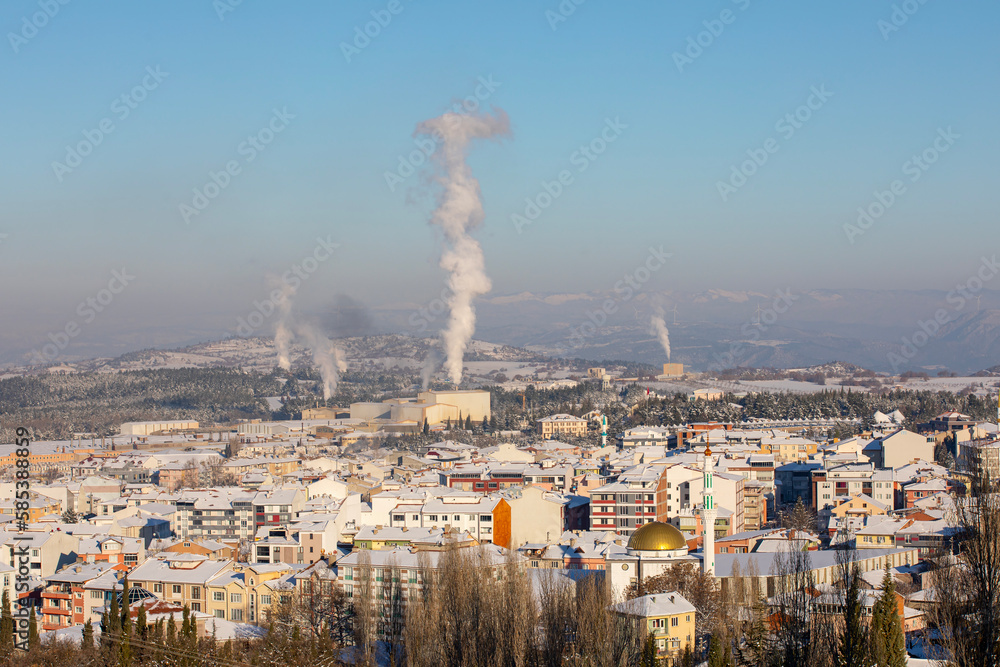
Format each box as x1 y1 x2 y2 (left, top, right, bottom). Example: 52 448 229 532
415 107 511 384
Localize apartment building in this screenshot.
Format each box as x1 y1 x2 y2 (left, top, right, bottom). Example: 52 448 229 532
76 536 144 571
174 490 255 540
812 463 896 513
40 562 119 631
610 592 697 662
387 495 512 548
0 529 78 578
253 488 307 532
536 414 588 438
128 554 233 614
590 466 669 537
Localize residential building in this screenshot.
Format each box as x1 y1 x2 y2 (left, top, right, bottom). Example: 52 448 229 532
536 414 588 438
610 592 697 663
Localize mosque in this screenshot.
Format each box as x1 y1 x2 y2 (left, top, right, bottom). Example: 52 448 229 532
605 446 717 599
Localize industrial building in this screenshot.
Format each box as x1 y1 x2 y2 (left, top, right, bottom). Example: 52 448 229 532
349 389 491 426
120 420 199 436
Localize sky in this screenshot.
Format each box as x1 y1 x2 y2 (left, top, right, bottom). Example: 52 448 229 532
1 0 998 361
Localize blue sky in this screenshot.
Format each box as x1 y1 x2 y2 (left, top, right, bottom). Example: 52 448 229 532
1 0 997 358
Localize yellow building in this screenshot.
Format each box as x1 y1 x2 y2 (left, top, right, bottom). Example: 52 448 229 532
660 363 684 377
830 493 889 519
536 414 588 438
417 389 491 422
611 591 696 664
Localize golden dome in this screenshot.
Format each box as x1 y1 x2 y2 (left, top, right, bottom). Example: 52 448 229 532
627 521 687 552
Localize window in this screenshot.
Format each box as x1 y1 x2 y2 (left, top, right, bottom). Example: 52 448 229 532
393 515 404 522
214 610 225 618
91 591 102 599
191 587 201 599
154 584 163 593
191 603 201 612
411 514 419 521
453 515 461 522
213 592 224 601
260 595 271 605
76 606 83 613
428 515 438 522
231 593 242 603
172 585 181 595
671 617 679 627
231 609 244 621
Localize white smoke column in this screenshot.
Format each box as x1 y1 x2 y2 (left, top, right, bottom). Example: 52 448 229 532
415 108 511 384
297 324 343 400
650 315 671 361
266 275 297 370
421 348 442 391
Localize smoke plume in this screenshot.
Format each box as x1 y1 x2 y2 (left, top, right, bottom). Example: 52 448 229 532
268 275 297 370
267 274 346 400
650 315 671 361
297 324 343 401
421 348 442 391
415 108 510 384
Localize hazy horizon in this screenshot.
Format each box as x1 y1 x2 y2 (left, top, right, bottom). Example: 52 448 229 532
2 1 998 370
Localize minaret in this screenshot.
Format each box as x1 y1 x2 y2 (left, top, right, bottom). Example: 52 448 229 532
702 444 717 576
601 414 608 448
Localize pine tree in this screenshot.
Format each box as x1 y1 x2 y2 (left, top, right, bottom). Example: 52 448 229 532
640 633 657 667
481 416 489 432
871 567 907 667
708 629 735 667
465 415 472 430
836 564 868 667
136 603 147 640
0 589 13 654
120 574 131 631
82 618 95 652
423 418 429 435
108 585 121 638
167 613 177 645
28 606 39 649
737 597 770 666
119 574 132 667
61 508 79 523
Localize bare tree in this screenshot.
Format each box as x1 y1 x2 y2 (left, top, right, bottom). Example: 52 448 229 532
929 455 1000 667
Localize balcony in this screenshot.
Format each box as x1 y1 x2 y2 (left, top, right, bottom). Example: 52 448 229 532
42 605 71 616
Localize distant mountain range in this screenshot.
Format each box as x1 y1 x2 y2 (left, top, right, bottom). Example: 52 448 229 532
4 288 999 375
372 288 1000 375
